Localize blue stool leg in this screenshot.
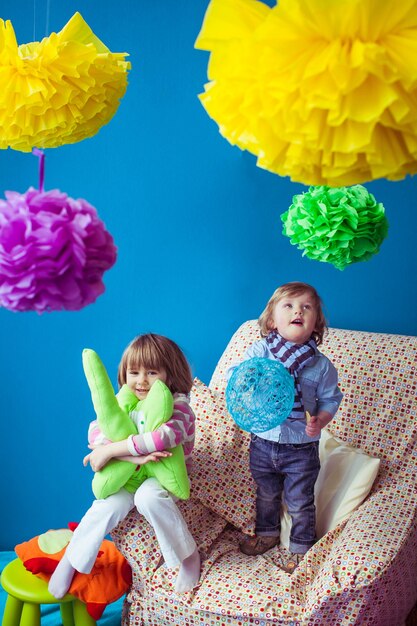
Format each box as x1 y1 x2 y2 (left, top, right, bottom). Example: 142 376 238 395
20 602 40 626
2 595 22 626
72 600 97 626
60 602 75 626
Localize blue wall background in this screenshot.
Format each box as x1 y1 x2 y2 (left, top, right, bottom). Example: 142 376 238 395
1 0 416 550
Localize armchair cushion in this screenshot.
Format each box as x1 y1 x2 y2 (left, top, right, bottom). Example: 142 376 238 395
190 378 380 545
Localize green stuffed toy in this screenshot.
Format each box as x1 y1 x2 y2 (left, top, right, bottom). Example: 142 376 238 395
82 349 190 500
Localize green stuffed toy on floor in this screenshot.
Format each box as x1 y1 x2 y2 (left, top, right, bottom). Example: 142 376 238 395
82 349 190 500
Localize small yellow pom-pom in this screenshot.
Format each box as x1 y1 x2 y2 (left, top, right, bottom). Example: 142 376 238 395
0 12 130 151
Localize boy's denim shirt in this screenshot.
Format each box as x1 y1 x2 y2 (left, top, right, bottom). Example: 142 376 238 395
227 339 343 444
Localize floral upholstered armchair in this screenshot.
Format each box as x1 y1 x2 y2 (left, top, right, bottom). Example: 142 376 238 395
112 321 417 626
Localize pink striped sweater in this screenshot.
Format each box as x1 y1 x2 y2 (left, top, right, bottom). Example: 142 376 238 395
88 393 195 469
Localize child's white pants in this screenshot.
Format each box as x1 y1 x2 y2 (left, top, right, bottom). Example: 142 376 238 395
66 477 196 573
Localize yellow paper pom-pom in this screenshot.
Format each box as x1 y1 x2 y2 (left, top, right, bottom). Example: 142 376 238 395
195 0 417 186
0 12 131 151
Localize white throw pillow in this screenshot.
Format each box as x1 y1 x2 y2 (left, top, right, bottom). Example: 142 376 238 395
280 429 380 548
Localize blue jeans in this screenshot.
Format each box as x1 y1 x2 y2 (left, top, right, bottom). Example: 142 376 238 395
249 434 320 554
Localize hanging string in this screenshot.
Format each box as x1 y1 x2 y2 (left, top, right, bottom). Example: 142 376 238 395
32 148 45 192
32 0 51 42
33 0 36 41
44 0 51 38
32 0 51 154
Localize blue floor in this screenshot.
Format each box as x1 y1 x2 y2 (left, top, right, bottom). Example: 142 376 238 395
0 551 124 625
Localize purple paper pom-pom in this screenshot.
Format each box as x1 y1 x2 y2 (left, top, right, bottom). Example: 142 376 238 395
0 187 117 313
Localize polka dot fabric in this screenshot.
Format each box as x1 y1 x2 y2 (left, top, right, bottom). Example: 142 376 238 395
112 322 417 625
189 378 255 534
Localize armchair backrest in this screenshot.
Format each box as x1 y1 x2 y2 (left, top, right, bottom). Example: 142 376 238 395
209 321 417 472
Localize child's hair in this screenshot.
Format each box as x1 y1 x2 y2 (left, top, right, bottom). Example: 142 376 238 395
117 333 193 394
258 281 327 345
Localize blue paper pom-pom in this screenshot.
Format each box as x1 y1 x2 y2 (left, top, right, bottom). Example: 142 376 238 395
226 357 295 433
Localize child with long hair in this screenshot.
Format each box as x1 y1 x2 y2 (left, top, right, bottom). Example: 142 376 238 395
49 333 200 597
235 282 343 572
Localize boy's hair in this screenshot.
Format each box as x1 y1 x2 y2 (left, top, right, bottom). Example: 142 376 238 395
118 333 193 394
258 282 327 345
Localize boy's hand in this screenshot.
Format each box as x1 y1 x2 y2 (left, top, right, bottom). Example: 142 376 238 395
305 412 322 437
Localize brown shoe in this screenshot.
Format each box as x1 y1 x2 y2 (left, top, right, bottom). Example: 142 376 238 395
239 535 279 556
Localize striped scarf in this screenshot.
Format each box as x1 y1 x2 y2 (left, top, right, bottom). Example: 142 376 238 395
265 331 317 416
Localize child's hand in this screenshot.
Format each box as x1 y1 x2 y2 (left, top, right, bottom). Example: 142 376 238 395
83 445 111 471
83 447 172 471
135 450 172 465
305 413 322 437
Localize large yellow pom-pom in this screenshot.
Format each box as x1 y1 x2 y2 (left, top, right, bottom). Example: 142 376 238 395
195 0 417 186
0 12 130 151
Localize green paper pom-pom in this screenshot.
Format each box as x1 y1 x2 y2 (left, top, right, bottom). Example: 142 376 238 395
281 185 389 270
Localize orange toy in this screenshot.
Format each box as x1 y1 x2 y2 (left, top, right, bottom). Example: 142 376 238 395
15 523 131 620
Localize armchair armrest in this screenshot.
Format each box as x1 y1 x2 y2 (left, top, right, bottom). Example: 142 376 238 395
305 474 417 623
